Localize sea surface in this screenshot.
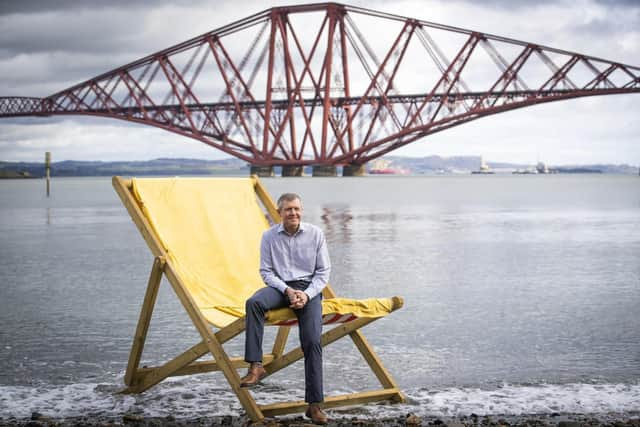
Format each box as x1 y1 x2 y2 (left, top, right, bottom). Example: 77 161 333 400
0 175 639 420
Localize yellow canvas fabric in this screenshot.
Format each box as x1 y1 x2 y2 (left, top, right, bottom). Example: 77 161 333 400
131 177 396 327
217 297 398 324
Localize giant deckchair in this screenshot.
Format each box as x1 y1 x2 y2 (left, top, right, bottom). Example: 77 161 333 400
112 175 404 421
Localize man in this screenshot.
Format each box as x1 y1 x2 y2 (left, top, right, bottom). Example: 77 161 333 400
241 192 331 424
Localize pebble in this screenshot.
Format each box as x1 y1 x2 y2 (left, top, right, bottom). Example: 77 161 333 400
406 413 421 425
122 414 145 423
558 422 582 427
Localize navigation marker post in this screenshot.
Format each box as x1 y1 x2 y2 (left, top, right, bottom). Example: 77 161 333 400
45 151 51 197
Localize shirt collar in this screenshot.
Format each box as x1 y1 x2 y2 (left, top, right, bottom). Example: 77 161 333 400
277 222 306 235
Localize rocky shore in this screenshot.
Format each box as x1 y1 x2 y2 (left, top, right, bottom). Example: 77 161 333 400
2 412 639 427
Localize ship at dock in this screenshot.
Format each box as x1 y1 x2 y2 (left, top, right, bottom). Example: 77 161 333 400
368 159 410 175
471 156 494 174
513 161 557 174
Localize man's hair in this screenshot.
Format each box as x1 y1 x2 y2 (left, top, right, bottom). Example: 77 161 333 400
277 193 302 211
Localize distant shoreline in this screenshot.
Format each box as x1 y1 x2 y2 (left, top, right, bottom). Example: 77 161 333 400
0 170 629 179
1 156 638 178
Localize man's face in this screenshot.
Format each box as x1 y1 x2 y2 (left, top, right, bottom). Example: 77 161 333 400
280 198 302 232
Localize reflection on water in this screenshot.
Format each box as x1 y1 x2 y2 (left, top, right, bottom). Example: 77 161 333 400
321 206 402 244
320 205 353 243
264 175 640 388
358 212 398 242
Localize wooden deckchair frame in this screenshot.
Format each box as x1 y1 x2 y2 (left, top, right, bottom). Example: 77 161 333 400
112 175 405 421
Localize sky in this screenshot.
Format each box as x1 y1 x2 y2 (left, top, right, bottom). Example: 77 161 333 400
0 0 638 166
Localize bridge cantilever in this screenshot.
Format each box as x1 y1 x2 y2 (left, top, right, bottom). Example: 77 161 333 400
0 3 638 168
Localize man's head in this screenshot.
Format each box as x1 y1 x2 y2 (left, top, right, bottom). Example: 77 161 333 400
277 193 303 233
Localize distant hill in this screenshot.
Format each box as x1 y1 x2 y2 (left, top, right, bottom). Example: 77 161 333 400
0 158 249 178
384 155 638 175
0 156 637 177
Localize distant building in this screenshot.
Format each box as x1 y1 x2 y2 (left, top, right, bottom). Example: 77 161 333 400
536 162 549 174
369 159 410 175
471 156 494 174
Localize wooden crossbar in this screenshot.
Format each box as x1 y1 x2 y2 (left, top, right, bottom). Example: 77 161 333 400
122 316 247 394
112 175 405 422
124 256 164 386
134 354 276 379
261 388 403 417
265 317 381 375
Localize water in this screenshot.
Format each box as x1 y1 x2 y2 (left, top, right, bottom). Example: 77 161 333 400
1 175 639 420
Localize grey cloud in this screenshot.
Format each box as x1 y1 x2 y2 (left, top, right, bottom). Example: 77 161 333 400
0 1 255 59
0 0 271 98
0 50 152 96
452 0 555 9
0 0 181 15
373 0 558 12
593 0 640 6
0 115 139 127
444 0 638 11
0 0 266 15
569 17 635 37
0 9 151 57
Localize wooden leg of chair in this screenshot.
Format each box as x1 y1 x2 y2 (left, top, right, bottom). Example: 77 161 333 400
123 341 208 394
253 177 281 222
201 330 264 422
136 354 275 378
163 264 264 422
350 330 406 402
265 317 376 375
124 256 164 387
260 388 402 417
320 285 404 401
124 318 248 394
271 325 290 359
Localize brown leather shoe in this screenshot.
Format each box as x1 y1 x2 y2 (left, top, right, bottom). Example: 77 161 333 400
305 403 328 425
239 363 266 388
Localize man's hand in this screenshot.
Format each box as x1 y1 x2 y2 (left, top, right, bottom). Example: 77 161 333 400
285 287 299 306
287 288 309 310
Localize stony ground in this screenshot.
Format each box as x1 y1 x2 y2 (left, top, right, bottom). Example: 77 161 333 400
2 412 640 427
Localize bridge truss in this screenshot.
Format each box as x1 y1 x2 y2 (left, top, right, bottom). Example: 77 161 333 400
1 3 639 169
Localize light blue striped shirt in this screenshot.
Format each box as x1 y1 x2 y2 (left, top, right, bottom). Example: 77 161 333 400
260 222 331 300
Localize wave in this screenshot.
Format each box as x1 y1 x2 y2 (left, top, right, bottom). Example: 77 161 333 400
1 380 639 420
378 382 640 418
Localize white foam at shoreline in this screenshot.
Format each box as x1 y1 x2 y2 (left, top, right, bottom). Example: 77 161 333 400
401 383 640 417
0 381 638 420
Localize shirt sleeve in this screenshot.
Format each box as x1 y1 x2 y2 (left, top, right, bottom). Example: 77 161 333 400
260 231 288 294
304 230 331 300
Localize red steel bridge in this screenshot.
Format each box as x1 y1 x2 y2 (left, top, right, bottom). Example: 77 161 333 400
1 3 639 176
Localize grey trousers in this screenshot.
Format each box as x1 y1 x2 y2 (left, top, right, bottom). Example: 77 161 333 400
244 281 323 403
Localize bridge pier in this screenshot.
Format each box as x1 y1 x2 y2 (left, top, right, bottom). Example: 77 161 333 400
282 166 304 177
342 164 366 176
312 165 337 177
250 165 275 177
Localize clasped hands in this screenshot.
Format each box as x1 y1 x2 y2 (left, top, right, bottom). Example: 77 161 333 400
286 287 309 310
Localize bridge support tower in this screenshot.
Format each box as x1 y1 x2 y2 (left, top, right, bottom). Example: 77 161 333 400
312 166 337 177
342 164 366 176
250 165 274 177
282 166 304 177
